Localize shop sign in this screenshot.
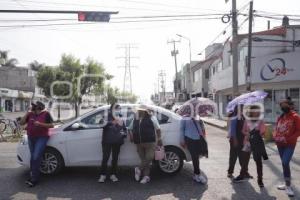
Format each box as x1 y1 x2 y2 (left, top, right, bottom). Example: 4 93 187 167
252 52 300 83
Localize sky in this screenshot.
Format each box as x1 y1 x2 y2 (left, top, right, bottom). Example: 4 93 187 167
0 0 300 103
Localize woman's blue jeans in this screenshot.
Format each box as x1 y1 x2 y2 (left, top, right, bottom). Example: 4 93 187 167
28 136 49 182
277 146 295 181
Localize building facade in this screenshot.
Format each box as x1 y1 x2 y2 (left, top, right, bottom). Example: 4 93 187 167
208 25 300 123
190 44 223 98
0 66 35 112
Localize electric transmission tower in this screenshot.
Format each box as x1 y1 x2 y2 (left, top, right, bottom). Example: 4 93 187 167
117 43 138 94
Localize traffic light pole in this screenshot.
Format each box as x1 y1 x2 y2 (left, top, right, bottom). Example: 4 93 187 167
0 10 118 14
0 10 118 22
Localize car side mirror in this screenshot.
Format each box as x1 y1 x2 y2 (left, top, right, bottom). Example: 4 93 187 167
71 123 82 130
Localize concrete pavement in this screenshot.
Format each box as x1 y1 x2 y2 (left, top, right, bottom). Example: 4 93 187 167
202 117 227 129
0 125 299 200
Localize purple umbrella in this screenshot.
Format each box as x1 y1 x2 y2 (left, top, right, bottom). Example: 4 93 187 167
226 90 268 113
177 97 217 117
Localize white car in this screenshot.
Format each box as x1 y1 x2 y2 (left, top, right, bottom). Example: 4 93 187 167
17 104 191 175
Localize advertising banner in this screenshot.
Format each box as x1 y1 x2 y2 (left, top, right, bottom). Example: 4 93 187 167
251 52 300 83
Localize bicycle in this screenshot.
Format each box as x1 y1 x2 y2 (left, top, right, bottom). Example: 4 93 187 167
0 117 24 141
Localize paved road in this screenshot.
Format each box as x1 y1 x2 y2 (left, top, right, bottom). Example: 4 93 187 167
0 125 300 200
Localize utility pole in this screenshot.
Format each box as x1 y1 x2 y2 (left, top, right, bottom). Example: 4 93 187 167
158 70 166 103
117 44 138 95
176 34 192 99
246 1 254 92
167 39 180 100
231 0 239 96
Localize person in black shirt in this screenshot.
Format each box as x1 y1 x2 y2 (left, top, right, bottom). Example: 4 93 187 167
98 104 126 183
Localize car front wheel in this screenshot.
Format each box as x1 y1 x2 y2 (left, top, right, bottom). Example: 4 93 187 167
40 148 64 175
157 147 184 175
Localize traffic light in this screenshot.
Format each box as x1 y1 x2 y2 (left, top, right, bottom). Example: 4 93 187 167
78 12 111 22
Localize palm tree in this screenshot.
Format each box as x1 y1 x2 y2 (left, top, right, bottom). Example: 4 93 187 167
29 60 44 71
0 50 18 67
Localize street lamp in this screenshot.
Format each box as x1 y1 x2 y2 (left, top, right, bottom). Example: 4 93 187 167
176 34 191 66
177 34 192 99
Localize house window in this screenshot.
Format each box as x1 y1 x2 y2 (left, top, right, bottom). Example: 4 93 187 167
205 69 209 79
217 62 222 72
290 88 299 113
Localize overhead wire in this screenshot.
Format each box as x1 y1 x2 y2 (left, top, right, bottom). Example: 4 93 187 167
255 10 300 17
0 17 224 28
0 13 229 23
196 1 251 56
10 0 90 56
6 0 224 14
115 0 225 12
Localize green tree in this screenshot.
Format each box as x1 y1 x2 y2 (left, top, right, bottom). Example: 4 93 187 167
36 66 58 97
29 60 45 72
0 50 18 67
120 91 138 103
36 54 112 118
104 85 119 105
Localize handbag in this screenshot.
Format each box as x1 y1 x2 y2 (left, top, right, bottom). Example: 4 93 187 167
155 146 165 161
191 118 208 158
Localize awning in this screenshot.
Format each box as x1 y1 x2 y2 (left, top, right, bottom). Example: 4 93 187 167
18 91 33 99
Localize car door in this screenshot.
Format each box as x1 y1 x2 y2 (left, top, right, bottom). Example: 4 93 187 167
118 106 140 166
64 109 108 166
154 110 176 145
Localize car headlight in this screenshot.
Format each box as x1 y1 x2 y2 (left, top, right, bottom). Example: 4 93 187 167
20 136 28 145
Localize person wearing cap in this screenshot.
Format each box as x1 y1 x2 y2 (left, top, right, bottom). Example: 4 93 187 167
20 101 54 187
128 105 162 184
274 98 300 197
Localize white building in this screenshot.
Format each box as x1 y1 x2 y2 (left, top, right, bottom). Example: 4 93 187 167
209 25 300 123
190 44 223 98
0 66 35 112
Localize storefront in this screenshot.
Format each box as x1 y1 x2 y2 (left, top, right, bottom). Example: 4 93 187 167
262 87 299 123
0 88 33 112
215 51 300 123
251 51 300 123
0 88 18 112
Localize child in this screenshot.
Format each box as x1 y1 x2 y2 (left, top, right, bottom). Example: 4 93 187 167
242 105 268 188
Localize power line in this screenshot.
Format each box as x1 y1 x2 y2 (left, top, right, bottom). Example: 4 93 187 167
0 17 224 28
254 14 300 22
255 10 300 17
6 0 221 14
116 0 225 12
198 22 232 56
196 1 251 57
0 13 228 23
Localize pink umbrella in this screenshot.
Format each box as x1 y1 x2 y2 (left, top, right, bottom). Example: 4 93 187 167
176 97 217 117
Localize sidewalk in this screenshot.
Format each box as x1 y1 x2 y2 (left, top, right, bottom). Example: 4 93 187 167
202 117 227 129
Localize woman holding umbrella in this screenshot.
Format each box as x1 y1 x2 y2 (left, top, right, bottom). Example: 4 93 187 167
226 91 268 182
179 100 208 184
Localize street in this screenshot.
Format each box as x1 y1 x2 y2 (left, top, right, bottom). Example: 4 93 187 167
0 125 299 200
